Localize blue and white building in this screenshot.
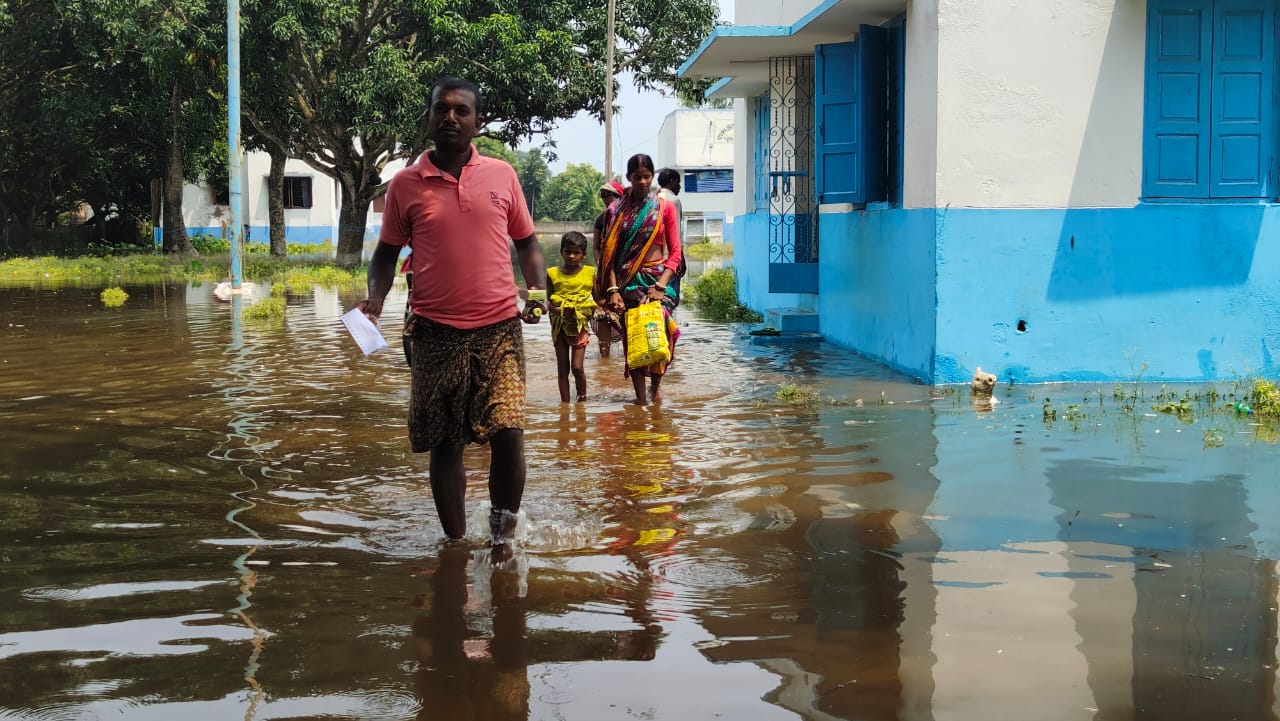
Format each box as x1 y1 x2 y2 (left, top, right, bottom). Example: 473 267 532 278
181 152 342 247
681 0 1280 384
656 108 738 243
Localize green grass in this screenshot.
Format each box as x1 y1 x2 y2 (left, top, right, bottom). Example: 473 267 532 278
1 253 367 291
684 242 734 261
686 268 762 323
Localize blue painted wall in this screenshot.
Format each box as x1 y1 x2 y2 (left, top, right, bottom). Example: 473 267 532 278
817 209 937 380
732 203 1280 384
733 211 814 312
933 205 1280 384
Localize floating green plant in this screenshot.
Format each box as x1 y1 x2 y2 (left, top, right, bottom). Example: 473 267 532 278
1203 428 1225 448
1152 398 1195 421
100 287 128 306
776 382 821 405
269 283 288 298
241 297 286 321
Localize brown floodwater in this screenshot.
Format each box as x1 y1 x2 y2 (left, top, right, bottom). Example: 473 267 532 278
2 279 1279 721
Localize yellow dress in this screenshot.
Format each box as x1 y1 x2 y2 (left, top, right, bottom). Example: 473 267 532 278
548 265 596 342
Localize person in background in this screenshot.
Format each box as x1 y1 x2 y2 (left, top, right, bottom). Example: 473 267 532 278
599 154 683 405
592 180 625 357
546 231 596 402
356 76 545 551
654 168 687 299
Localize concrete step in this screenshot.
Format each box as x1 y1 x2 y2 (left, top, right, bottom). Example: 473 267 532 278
765 307 820 334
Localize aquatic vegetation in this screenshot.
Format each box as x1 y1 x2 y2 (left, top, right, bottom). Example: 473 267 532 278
1152 398 1195 421
776 382 821 405
1247 379 1280 418
684 242 734 261
1042 398 1058 422
687 268 762 323
241 297 286 321
100 287 128 306
1203 428 1225 448
269 283 288 298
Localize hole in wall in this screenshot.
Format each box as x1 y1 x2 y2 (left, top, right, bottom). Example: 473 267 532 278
1016 320 1028 333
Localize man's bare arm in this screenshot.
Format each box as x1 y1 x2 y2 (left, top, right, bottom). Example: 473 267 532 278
359 241 401 320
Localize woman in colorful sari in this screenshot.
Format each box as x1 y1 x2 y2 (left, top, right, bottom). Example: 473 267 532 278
600 154 683 405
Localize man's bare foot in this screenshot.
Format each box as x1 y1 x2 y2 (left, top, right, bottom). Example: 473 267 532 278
490 542 513 565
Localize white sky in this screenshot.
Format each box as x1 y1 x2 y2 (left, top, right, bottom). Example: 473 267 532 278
519 0 734 176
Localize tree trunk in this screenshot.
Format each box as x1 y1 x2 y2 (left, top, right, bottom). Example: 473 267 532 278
93 206 106 242
267 148 287 257
335 179 370 268
162 82 192 255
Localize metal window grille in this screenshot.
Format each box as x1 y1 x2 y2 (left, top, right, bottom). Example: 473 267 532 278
767 56 818 265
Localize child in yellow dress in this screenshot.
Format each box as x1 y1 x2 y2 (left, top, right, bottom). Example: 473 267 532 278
546 232 597 402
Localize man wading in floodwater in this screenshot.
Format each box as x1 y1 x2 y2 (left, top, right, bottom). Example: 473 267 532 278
357 77 546 552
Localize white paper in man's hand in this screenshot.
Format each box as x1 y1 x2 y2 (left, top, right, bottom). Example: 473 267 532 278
341 308 389 355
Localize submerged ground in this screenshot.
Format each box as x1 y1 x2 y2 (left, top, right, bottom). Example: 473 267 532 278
1 279 1277 721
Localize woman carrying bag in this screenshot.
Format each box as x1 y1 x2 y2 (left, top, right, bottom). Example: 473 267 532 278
599 153 684 406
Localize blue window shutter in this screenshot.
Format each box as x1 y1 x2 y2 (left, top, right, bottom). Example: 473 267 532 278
754 93 770 211
859 24 888 203
1210 0 1274 198
887 17 907 205
815 27 888 205
816 41 861 203
1144 1 1213 198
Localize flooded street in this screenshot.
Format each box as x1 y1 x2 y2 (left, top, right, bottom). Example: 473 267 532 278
2 280 1279 721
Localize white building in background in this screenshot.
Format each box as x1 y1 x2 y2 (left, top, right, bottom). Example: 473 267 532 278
656 108 738 244
180 153 341 247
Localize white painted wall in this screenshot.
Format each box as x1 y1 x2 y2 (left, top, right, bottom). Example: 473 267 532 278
242 153 340 228
934 0 1145 208
733 97 754 218
735 0 825 27
183 151 342 237
903 0 940 209
181 183 230 233
657 109 735 169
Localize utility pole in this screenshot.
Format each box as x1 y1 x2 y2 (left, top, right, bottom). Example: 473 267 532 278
604 0 616 181
227 0 243 288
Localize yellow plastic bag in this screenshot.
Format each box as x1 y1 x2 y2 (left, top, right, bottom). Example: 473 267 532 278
625 301 671 369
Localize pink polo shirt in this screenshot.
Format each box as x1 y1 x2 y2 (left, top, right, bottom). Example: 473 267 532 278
380 148 536 329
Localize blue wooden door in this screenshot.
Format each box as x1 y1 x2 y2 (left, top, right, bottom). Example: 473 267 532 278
1144 1 1214 198
1210 0 1275 198
815 41 862 204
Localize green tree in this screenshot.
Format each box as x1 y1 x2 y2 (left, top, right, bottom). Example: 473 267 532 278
541 163 606 222
0 0 171 250
515 148 552 221
474 136 518 166
86 0 226 255
244 0 717 267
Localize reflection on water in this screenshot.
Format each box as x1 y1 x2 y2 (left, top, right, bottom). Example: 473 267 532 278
1 281 1279 720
